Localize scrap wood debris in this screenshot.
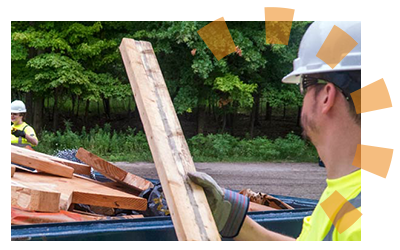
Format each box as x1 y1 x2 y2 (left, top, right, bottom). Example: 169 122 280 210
240 188 294 210
11 146 151 225
12 206 143 225
11 145 296 225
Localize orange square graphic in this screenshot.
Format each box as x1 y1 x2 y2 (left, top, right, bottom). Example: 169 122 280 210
316 25 358 69
264 7 295 45
351 78 392 114
264 7 295 21
353 144 394 178
351 88 362 114
320 191 362 234
197 17 236 61
265 21 292 45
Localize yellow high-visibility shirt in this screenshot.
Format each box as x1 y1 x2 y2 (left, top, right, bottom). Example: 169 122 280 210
297 169 361 241
11 122 38 147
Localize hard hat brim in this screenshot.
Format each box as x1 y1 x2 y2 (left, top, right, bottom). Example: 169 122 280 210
282 21 361 84
282 61 361 84
11 109 26 113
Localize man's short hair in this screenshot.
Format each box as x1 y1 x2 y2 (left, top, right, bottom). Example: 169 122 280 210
313 71 361 126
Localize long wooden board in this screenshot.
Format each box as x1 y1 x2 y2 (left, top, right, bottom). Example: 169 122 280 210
119 38 220 241
76 148 153 192
11 165 16 177
11 145 91 176
12 172 147 211
11 146 74 178
12 207 143 225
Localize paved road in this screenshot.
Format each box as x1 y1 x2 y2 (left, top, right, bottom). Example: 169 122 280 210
115 162 327 200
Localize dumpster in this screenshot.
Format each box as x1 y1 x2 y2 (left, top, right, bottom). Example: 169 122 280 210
11 194 317 241
11 151 319 241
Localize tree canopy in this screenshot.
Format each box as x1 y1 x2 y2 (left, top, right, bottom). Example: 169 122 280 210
11 21 311 134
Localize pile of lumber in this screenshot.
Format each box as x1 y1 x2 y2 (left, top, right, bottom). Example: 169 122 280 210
11 145 154 225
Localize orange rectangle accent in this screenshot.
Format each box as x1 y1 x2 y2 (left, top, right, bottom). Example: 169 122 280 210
351 88 362 114
214 16 225 22
197 17 236 61
316 25 358 69
361 77 393 114
320 191 362 234
264 7 295 21
265 22 292 45
353 144 393 178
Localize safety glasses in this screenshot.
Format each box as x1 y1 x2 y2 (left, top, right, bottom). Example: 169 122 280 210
298 75 350 101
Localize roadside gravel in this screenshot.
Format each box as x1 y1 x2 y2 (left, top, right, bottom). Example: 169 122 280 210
115 162 327 200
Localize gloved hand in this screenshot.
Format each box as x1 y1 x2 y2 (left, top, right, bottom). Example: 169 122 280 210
188 172 249 238
12 129 26 138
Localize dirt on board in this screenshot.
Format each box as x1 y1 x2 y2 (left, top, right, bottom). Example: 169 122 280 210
115 162 327 200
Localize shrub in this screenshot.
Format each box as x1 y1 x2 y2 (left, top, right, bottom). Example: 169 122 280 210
35 125 317 162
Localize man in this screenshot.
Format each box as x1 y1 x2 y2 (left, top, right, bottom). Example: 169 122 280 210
11 100 39 147
189 21 361 241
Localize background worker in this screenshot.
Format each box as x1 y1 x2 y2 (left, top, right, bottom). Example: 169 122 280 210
11 100 38 147
189 21 361 241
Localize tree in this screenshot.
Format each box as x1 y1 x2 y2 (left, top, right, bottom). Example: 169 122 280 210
11 21 129 131
11 21 312 137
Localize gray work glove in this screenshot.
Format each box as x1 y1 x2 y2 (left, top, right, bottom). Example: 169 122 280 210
188 172 249 238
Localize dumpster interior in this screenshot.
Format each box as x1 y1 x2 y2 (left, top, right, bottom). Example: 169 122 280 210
11 145 318 240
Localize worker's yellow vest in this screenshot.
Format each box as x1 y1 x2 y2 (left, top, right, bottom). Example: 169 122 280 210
11 122 37 147
297 169 361 241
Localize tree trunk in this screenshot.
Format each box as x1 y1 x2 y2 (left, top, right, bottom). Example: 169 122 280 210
52 88 60 131
103 98 111 120
76 97 80 117
70 95 77 116
197 106 206 134
33 96 44 135
83 99 90 124
283 104 286 119
25 92 33 125
265 102 272 121
221 113 227 133
249 94 260 138
229 113 237 136
254 94 260 126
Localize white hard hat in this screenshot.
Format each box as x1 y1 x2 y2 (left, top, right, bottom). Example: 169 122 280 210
11 100 27 113
282 21 361 84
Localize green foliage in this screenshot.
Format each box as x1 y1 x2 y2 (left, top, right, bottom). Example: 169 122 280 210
27 53 91 91
11 21 128 102
188 132 318 162
36 123 153 162
12 21 311 121
263 84 303 108
12 21 313 159
36 125 317 162
213 74 257 108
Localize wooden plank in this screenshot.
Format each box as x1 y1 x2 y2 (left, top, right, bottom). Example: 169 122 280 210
248 202 276 212
11 146 74 178
11 145 91 176
76 148 153 192
119 38 220 241
11 180 61 212
12 172 147 211
12 206 144 225
11 165 16 177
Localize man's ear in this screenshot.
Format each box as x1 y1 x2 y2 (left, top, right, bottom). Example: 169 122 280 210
321 83 337 114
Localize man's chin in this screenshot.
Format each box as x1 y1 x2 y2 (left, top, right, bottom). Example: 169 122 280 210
302 130 310 142
302 129 316 144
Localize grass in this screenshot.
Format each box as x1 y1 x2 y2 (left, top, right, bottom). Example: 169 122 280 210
35 123 318 163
